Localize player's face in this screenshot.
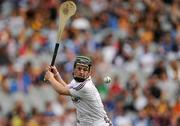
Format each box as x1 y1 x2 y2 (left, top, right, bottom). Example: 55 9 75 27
73 63 90 80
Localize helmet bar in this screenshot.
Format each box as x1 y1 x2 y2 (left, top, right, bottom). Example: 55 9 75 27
74 56 92 69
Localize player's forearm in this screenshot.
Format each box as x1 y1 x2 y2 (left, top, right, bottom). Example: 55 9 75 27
48 77 70 95
54 73 67 87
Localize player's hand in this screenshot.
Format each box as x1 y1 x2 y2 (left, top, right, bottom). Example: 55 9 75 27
50 65 59 75
44 69 54 82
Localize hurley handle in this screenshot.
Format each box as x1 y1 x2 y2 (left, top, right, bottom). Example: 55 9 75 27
51 43 60 66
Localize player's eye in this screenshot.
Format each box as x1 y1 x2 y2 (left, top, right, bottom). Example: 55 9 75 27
76 67 82 71
76 67 88 71
83 68 88 71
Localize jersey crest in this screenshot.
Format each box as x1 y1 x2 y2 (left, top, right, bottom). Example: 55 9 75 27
71 96 80 103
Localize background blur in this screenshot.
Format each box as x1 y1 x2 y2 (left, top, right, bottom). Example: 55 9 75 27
0 0 180 126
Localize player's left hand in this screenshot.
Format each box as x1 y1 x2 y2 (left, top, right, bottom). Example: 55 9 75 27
44 69 54 82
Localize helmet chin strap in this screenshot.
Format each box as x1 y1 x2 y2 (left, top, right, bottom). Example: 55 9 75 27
73 72 88 82
73 76 86 82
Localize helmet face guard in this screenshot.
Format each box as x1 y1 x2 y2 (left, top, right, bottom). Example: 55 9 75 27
73 56 92 82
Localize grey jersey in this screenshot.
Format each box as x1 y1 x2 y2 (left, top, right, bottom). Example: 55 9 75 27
68 77 111 126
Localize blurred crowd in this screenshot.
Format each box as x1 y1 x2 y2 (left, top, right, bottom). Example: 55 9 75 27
0 0 180 126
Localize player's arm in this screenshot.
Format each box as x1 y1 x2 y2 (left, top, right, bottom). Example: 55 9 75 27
44 68 71 96
50 66 67 87
54 73 67 87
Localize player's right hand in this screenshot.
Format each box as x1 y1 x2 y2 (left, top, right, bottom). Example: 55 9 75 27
49 65 59 75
